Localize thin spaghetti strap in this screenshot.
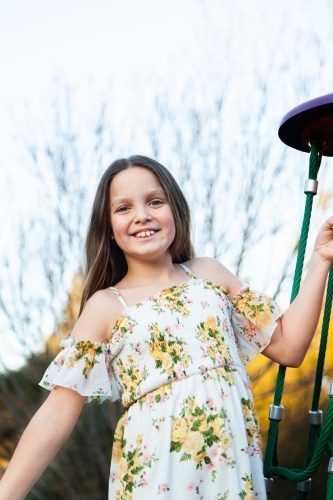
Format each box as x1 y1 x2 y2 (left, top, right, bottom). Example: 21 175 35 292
179 263 197 279
108 286 130 310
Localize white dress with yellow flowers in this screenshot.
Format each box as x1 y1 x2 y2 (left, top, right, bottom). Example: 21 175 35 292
40 264 281 500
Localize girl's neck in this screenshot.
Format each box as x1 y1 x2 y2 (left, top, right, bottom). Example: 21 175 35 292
118 255 181 290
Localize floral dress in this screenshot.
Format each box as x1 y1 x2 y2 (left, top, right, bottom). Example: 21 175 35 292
40 264 281 500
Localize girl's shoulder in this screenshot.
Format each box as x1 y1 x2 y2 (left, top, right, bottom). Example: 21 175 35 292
184 257 242 299
70 288 125 344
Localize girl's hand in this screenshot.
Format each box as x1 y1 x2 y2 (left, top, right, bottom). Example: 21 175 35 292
313 216 333 266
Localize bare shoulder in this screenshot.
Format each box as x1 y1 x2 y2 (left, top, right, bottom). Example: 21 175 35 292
70 288 124 343
184 257 242 297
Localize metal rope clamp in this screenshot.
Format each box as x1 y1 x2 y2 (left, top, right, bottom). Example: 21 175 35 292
328 457 333 474
268 404 284 421
329 381 333 398
297 478 311 492
264 477 273 493
308 409 323 425
304 179 318 194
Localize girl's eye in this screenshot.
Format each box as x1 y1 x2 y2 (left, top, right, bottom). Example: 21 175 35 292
116 206 129 213
150 199 163 206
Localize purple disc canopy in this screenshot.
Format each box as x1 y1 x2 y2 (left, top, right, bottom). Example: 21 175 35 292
278 93 333 156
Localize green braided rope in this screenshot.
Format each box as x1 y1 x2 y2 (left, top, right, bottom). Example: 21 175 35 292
326 433 333 499
304 427 318 469
279 150 320 496
326 474 333 500
316 425 333 456
326 449 333 499
263 141 333 498
290 195 317 302
297 490 310 500
290 141 321 302
295 268 333 498
263 142 321 478
311 267 333 411
295 428 316 500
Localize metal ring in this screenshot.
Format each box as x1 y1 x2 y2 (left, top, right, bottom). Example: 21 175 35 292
304 179 318 194
308 138 327 151
297 478 311 492
264 477 273 493
329 381 333 398
308 410 323 426
328 457 333 474
268 404 284 421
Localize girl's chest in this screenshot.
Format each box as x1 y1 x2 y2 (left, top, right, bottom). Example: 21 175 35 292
109 281 235 356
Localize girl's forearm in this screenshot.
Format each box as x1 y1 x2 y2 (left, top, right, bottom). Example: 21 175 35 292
264 251 331 366
0 388 85 500
281 252 330 363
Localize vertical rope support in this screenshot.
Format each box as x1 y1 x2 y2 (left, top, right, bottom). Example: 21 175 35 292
295 269 333 500
326 474 333 500
290 141 321 302
264 141 321 478
326 431 333 499
311 268 333 411
296 491 310 500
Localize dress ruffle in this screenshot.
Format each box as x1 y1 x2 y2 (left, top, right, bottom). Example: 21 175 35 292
231 283 282 363
39 338 120 403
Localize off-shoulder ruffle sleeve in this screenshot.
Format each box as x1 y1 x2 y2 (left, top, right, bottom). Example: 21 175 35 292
230 284 282 364
39 338 120 403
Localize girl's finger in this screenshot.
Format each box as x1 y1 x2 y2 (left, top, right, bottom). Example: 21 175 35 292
321 217 333 231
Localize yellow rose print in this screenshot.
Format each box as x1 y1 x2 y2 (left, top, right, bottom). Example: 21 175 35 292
150 283 191 315
118 456 128 476
255 310 272 330
182 356 190 369
193 450 207 463
172 418 190 442
212 418 221 437
132 450 142 468
114 480 125 500
161 353 173 371
169 396 235 476
147 323 191 379
204 315 217 331
112 440 123 463
149 343 163 361
183 431 205 457
66 356 75 369
220 432 232 450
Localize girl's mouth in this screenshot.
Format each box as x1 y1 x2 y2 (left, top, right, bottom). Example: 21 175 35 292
134 230 158 238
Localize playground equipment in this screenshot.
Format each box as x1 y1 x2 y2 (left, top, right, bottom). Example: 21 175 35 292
263 93 333 499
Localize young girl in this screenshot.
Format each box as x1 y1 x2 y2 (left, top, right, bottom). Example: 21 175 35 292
0 155 332 500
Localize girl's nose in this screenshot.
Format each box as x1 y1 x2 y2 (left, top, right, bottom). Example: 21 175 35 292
133 205 152 223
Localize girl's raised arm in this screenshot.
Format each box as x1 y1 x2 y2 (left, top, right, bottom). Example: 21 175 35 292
262 216 333 367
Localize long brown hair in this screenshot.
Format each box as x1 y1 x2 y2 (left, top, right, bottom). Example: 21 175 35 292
79 155 195 315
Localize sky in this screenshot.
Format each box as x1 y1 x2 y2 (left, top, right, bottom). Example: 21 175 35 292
0 0 200 121
0 0 205 222
1 0 332 171
1 0 333 369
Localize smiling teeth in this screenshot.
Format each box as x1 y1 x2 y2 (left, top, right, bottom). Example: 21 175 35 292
136 230 155 237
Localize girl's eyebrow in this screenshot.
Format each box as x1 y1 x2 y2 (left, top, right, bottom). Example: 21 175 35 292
111 189 166 208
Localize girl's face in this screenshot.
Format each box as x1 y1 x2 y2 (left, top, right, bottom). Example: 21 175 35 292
110 167 176 262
